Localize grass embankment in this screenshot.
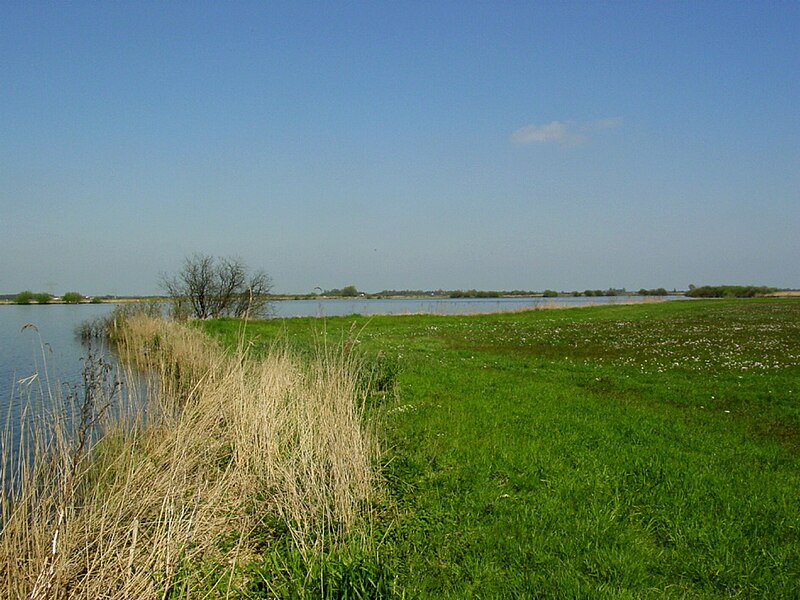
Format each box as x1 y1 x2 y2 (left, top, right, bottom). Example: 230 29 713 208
203 298 800 597
1 314 379 598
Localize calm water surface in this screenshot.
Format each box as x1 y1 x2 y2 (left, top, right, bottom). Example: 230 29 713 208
1 296 682 472
2 296 680 396
1 304 117 414
1 304 119 481
269 295 681 317
1 295 680 419
0 296 674 396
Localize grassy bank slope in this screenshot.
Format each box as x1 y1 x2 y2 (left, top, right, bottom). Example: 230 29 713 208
203 299 800 598
2 315 379 598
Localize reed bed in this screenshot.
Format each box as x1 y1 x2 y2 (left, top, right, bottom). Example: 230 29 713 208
1 314 377 598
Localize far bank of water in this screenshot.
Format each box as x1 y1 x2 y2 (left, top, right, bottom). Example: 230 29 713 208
270 295 684 318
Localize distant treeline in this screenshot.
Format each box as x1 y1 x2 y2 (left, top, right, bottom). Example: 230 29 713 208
378 290 541 298
4 290 104 304
375 289 538 298
323 285 360 297
686 285 777 298
359 289 677 298
382 289 655 298
375 289 438 297
448 290 506 298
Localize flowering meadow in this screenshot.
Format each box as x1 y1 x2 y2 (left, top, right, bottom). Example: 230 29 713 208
203 298 800 597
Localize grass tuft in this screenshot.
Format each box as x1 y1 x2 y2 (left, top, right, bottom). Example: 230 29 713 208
2 314 379 597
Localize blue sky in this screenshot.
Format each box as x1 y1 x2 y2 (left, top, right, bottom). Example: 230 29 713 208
2 1 798 295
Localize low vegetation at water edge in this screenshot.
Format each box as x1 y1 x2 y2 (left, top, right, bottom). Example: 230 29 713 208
2 312 380 597
203 298 800 597
4 298 799 597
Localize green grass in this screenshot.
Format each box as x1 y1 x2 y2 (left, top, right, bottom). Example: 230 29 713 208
201 299 800 598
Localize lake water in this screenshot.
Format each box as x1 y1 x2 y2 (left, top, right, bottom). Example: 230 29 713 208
5 296 678 490
0 304 120 489
1 295 679 429
1 303 117 415
269 295 673 318
1 296 680 397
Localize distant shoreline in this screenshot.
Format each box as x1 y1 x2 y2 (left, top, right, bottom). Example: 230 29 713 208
5 290 800 306
768 290 800 297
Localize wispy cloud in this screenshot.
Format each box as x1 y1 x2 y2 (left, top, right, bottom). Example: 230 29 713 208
511 117 623 146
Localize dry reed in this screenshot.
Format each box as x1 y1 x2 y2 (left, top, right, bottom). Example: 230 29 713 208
1 315 377 598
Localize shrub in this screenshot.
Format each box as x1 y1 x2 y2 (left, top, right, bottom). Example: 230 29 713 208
14 290 34 304
63 291 83 304
686 285 777 298
638 288 668 296
326 286 360 297
161 253 272 319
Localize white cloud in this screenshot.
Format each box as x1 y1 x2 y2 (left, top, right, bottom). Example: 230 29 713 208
511 121 571 144
511 117 622 146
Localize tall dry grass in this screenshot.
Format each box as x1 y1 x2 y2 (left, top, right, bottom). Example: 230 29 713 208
1 315 377 598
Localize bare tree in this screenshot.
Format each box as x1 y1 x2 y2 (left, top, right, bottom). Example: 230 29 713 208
161 253 272 319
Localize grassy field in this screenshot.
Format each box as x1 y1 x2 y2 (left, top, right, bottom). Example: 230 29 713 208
201 298 800 598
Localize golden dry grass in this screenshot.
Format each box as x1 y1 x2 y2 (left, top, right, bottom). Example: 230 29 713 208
768 290 800 297
1 315 376 598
